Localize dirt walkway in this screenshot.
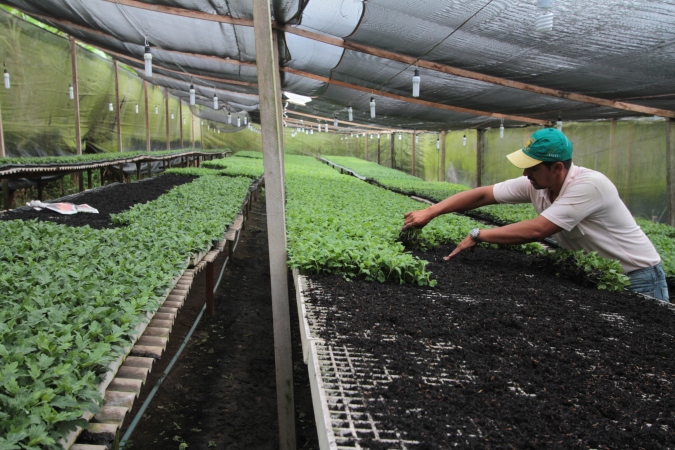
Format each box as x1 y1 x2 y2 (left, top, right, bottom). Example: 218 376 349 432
122 190 318 449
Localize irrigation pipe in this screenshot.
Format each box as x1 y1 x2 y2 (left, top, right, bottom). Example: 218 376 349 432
119 230 241 448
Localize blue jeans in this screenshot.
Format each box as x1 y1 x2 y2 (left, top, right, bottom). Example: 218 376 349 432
626 263 670 302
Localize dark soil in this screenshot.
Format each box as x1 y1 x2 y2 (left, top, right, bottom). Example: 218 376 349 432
306 245 675 449
122 191 318 450
0 174 195 229
1 175 318 449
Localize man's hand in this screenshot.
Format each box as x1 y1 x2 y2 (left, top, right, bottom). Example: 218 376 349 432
443 233 477 261
402 209 433 231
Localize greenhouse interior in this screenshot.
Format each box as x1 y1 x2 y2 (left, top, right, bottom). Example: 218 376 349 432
1 0 674 449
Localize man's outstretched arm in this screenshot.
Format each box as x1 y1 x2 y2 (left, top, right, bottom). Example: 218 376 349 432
402 185 498 230
444 215 563 260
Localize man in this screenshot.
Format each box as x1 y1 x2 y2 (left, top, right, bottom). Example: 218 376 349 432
402 128 669 302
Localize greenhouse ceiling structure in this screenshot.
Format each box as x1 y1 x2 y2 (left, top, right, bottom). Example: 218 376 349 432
1 0 674 133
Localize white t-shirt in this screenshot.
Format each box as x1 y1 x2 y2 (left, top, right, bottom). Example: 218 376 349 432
492 164 661 273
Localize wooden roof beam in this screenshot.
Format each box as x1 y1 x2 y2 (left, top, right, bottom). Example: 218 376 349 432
23 9 255 68
93 44 258 89
285 110 407 131
104 0 254 27
102 0 675 119
282 68 547 125
277 25 675 119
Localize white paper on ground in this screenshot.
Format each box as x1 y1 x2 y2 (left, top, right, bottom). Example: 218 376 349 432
27 200 99 214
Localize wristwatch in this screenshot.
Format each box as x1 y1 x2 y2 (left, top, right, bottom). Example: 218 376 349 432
469 228 481 242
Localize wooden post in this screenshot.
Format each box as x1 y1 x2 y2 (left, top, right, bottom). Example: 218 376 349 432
364 135 370 161
136 162 141 180
411 133 416 177
144 80 150 151
667 119 675 227
200 119 204 150
477 129 485 187
390 132 395 169
114 60 122 153
70 37 82 156
165 90 170 150
273 30 285 178
37 178 43 200
87 169 92 189
179 99 184 149
439 131 446 182
376 136 380 164
252 1 296 449
0 102 5 158
608 118 618 181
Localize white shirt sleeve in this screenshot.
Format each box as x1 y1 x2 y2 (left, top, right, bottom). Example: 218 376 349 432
540 180 605 232
493 177 532 204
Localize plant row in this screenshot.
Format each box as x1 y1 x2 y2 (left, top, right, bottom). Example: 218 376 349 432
0 173 251 449
0 148 229 168
203 155 265 179
324 156 539 224
206 153 629 291
232 150 263 159
283 155 495 286
322 156 635 291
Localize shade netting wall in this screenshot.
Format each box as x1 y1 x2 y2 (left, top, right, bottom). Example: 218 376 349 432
311 121 669 223
0 10 243 157
481 121 669 222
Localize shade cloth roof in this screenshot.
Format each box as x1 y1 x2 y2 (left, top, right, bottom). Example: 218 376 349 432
2 0 675 131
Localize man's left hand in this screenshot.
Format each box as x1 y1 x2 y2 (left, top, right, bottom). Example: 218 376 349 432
443 233 477 261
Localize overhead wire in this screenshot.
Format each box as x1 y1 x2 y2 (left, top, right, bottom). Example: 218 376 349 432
110 0 250 115
373 0 496 93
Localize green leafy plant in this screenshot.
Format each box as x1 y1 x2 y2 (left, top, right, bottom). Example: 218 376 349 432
203 156 264 179
551 249 630 291
0 174 252 448
0 148 228 168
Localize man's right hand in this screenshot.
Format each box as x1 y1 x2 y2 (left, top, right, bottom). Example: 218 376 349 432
402 209 433 231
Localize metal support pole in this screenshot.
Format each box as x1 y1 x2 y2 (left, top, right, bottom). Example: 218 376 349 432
365 133 369 161
252 1 296 448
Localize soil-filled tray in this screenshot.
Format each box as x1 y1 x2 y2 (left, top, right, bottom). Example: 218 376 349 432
303 245 675 449
0 174 195 229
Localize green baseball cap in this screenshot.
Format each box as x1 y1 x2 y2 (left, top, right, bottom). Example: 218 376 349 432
506 128 573 169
